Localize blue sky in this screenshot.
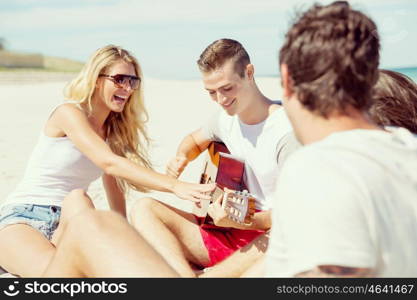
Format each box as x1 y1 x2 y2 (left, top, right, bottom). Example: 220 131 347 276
1 0 416 79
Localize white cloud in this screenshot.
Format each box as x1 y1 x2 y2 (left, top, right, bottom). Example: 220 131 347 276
0 0 263 31
0 0 346 31
1 0 416 75
1 0 414 32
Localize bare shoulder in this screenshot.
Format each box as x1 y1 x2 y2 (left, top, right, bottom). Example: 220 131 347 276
45 103 88 137
52 103 89 126
53 103 85 119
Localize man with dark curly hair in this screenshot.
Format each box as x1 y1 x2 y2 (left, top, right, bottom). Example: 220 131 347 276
266 1 417 277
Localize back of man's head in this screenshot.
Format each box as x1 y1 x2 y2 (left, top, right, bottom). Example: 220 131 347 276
197 39 251 78
280 1 380 117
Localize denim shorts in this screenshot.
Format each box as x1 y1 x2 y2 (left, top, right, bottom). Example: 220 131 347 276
0 203 61 240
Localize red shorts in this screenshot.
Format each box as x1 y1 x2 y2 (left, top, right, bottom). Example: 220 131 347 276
196 215 265 268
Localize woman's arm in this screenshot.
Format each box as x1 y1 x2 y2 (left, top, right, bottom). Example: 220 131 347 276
102 174 126 218
53 104 214 201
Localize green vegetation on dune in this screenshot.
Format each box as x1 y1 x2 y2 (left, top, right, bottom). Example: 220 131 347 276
0 39 83 73
43 56 84 72
0 54 84 73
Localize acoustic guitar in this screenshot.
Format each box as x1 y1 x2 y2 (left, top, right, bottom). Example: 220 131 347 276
193 142 256 226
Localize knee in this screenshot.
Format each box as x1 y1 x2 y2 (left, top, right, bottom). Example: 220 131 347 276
64 210 98 240
129 197 158 226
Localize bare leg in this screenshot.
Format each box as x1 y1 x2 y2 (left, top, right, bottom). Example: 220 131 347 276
0 189 95 277
43 210 179 277
199 232 269 278
130 197 210 277
51 189 95 246
0 224 55 277
241 255 265 277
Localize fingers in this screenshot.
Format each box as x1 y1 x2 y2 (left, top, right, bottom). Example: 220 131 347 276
174 181 214 203
166 156 188 178
181 191 201 203
212 190 223 204
207 203 215 218
166 166 179 178
192 191 212 201
207 201 226 225
199 183 216 193
186 183 215 201
188 196 201 203
217 187 232 205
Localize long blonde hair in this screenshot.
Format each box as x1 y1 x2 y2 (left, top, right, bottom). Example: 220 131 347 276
64 45 152 193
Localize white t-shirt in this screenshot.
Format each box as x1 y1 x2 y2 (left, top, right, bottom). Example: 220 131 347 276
201 104 298 210
266 127 417 277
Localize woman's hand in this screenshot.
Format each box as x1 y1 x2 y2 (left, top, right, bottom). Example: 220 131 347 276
172 181 215 202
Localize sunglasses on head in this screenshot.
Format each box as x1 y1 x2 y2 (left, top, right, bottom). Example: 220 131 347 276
99 74 141 90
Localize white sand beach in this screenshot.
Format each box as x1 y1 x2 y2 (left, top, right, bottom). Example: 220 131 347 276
0 73 283 215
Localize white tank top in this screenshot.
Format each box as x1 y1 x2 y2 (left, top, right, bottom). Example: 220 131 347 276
3 104 103 207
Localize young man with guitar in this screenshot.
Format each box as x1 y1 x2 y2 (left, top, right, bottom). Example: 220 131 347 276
130 39 300 277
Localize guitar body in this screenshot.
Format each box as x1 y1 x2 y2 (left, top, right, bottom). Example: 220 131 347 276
193 142 256 227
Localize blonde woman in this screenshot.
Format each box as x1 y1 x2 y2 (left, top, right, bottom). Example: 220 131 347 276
0 45 214 277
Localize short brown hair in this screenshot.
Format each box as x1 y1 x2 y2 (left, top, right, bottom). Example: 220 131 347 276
369 70 417 134
197 39 250 77
279 1 380 117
